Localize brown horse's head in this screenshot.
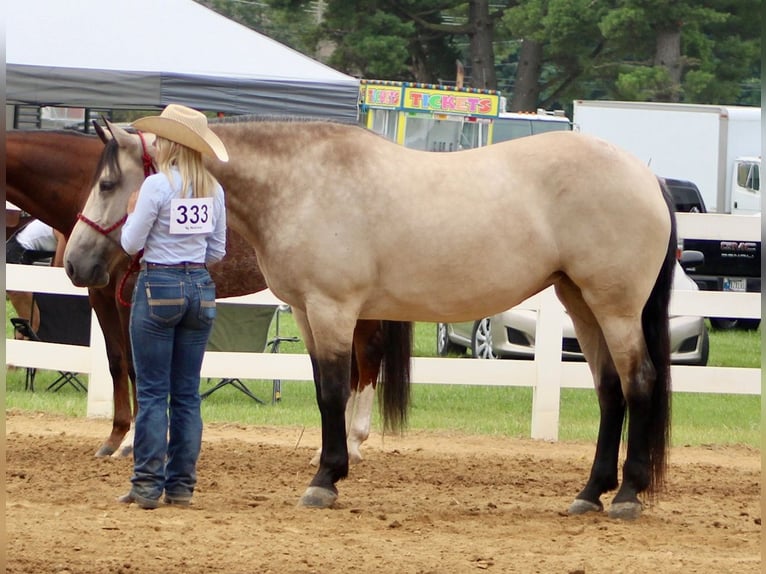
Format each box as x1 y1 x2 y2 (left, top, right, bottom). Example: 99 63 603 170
64 121 156 288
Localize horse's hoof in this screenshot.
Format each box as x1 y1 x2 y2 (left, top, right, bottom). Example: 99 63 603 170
111 445 133 459
567 498 603 515
309 452 321 467
298 486 337 509
348 449 363 465
95 445 116 458
608 501 642 520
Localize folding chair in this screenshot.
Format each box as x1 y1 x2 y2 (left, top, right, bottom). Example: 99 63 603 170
10 292 91 392
265 304 300 403
202 303 283 403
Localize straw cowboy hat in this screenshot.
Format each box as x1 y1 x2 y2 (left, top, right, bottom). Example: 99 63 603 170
133 104 229 162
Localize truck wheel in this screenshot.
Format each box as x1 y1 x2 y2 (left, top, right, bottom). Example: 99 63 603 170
735 318 761 331
710 318 738 330
436 323 465 357
710 318 761 330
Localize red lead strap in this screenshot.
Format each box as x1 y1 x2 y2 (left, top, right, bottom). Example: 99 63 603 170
117 252 143 307
137 130 157 177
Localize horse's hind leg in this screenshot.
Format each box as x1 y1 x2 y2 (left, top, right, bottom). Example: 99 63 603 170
556 281 623 515
346 320 383 463
309 319 381 466
593 314 663 520
569 360 624 515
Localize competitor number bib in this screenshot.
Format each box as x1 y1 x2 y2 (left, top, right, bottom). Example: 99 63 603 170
170 197 214 234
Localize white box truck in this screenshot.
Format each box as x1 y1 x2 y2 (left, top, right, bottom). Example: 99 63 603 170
572 100 761 214
573 100 761 330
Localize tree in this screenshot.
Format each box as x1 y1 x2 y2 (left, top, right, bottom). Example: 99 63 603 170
499 0 760 110
315 1 522 87
502 0 607 110
194 0 760 110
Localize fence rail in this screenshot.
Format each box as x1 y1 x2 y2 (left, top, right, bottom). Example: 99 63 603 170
5 213 761 440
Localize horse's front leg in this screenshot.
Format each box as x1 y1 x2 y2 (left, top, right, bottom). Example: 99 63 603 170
294 307 354 508
89 286 133 457
113 293 137 458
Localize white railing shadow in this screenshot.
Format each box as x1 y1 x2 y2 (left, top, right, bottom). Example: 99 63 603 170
5 213 761 440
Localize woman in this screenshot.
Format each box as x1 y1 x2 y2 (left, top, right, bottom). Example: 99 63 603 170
6 218 67 338
118 104 228 509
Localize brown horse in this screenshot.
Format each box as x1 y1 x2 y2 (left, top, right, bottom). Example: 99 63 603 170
7 128 411 463
64 118 675 520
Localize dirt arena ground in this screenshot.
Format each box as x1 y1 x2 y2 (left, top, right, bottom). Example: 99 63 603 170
5 410 761 573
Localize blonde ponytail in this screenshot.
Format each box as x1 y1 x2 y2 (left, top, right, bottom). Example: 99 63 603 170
155 137 219 198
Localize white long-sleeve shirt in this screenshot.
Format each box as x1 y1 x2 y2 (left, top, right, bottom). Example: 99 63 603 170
121 168 226 264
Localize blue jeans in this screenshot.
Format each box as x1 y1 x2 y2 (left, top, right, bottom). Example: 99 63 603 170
128 267 216 502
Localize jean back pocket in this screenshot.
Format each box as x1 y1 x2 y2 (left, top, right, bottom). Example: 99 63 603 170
145 281 185 325
197 281 217 325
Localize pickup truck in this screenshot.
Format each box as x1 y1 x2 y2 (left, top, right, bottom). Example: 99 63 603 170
665 178 761 330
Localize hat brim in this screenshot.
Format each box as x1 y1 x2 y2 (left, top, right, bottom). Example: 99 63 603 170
132 116 229 162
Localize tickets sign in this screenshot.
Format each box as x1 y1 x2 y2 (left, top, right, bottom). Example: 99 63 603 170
362 85 402 108
402 87 500 118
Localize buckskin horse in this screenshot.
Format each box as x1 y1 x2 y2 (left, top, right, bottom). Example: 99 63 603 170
7 128 411 463
64 118 675 520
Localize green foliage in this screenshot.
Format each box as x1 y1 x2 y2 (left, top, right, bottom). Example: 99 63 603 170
326 10 416 78
614 65 676 100
706 321 761 369
192 0 759 107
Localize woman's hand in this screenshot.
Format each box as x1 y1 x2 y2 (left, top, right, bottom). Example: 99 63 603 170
126 189 140 214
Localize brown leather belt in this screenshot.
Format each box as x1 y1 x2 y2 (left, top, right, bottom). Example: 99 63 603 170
142 262 207 270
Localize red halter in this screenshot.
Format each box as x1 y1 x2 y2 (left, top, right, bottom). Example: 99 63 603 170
76 130 157 306
76 130 156 234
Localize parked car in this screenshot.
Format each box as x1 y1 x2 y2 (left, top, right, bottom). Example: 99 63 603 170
664 177 761 331
436 259 710 366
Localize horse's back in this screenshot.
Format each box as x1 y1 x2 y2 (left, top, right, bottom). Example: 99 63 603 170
365 130 671 318
215 121 672 323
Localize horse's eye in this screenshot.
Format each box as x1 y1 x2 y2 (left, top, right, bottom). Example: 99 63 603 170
99 180 116 193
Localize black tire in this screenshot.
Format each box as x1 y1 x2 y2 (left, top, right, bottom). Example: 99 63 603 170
736 318 761 331
436 323 465 357
694 325 710 367
471 318 497 360
710 318 761 331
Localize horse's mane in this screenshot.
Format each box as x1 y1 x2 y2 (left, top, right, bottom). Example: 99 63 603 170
92 139 122 188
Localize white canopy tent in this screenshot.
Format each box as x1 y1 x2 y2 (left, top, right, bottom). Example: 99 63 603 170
6 0 360 122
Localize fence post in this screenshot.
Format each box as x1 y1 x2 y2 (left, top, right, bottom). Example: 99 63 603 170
86 310 113 418
530 286 564 440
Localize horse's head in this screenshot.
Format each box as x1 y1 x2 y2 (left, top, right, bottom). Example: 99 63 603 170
64 120 157 288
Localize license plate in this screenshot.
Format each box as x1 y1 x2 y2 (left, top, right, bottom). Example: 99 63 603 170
723 278 746 292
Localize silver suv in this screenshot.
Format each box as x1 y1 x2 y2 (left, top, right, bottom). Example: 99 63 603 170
436 259 709 366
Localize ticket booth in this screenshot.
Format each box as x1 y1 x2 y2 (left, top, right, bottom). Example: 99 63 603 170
359 80 502 152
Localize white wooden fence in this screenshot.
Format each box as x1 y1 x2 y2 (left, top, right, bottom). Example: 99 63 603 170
5 213 761 440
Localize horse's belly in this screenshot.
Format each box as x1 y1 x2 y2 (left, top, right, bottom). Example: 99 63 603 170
358 262 556 323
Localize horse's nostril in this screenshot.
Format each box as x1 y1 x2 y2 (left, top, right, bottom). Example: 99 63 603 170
65 260 74 279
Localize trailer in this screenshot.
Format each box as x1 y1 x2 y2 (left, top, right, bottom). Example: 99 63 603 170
572 100 761 214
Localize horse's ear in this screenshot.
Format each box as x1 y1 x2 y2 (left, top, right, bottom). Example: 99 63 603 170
104 119 135 149
92 120 111 144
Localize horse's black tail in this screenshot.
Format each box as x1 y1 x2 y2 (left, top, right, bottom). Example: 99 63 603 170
378 320 412 433
641 177 676 496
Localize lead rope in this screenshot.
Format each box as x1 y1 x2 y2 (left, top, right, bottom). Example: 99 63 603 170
117 130 156 307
